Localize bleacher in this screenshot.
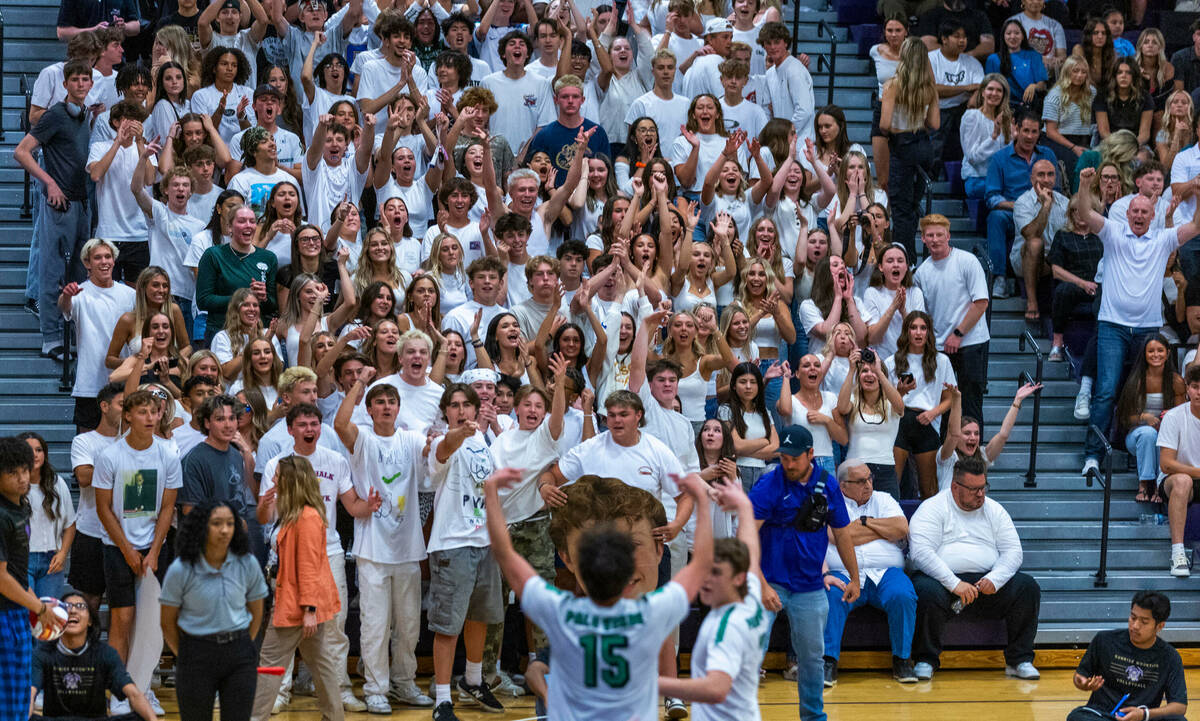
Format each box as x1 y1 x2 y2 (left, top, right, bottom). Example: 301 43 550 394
0 0 1195 670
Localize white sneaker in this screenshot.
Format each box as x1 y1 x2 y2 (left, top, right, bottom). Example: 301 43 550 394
341 689 366 712
110 695 132 715
782 662 798 681
665 696 688 719
992 277 1010 299
1082 458 1100 477
1005 662 1040 679
388 681 434 707
488 670 526 698
271 694 287 715
1171 550 1191 577
293 666 315 696
365 693 392 714
144 689 166 715
914 662 934 681
1074 388 1091 420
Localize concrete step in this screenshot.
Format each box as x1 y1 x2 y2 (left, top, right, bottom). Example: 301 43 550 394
1022 542 1170 571
1038 621 1200 644
1016 521 1171 541
988 494 1158 521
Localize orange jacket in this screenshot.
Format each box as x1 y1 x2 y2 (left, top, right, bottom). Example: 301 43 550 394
273 506 340 627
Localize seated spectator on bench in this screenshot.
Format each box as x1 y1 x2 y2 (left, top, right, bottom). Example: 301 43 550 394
985 21 1047 109
821 459 917 688
1170 18 1200 95
1011 159 1067 325
1118 334 1183 506
1103 8 1136 57
1070 17 1117 89
1157 364 1200 578
984 109 1055 299
1094 59 1153 147
928 21 984 164
1047 193 1104 361
31 590 156 721
959 74 1013 199
1069 591 1187 721
908 456 1042 682
1042 55 1097 174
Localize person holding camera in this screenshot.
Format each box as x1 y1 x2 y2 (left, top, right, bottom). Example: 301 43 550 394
907 455 1041 682
837 347 906 499
750 425 861 721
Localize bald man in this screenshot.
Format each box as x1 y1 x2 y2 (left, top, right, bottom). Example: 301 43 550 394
1011 159 1067 323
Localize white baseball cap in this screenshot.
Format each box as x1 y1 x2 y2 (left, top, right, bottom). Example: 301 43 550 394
704 17 734 35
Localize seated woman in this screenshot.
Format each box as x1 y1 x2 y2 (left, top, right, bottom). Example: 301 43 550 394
1117 334 1184 503
1071 17 1117 88
986 20 1047 109
1135 28 1175 119
1094 59 1153 146
960 74 1014 199
1042 55 1097 172
1156 90 1194 170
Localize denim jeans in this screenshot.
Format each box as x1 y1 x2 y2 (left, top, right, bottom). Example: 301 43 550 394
26 169 44 302
36 199 90 348
823 568 916 660
767 584 828 721
173 296 194 347
1125 425 1160 481
760 359 783 432
1086 322 1159 460
986 208 1014 279
27 551 66 599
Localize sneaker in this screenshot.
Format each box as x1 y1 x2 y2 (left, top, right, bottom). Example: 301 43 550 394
992 277 1010 299
293 666 315 696
23 298 38 318
665 696 688 718
145 689 166 715
34 690 42 712
822 658 838 688
1048 345 1064 362
365 694 392 714
488 670 526 698
914 662 934 681
1074 388 1091 420
1005 662 1041 680
1082 458 1100 478
782 662 798 681
455 678 504 713
110 696 131 715
1171 550 1191 577
893 657 918 683
341 689 367 712
433 700 461 721
271 695 287 715
389 682 434 707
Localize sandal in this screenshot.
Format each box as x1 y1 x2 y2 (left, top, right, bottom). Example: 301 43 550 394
1135 480 1152 503
1024 309 1041 324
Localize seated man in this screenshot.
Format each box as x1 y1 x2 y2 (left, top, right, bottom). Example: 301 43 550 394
1157 364 1200 578
821 459 918 687
1069 591 1187 721
908 456 1041 682
32 590 156 721
1011 158 1067 325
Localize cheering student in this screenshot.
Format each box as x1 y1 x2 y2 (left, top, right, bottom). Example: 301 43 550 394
483 466 713 721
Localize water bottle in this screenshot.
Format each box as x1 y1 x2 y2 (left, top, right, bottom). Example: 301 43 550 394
1139 513 1167 525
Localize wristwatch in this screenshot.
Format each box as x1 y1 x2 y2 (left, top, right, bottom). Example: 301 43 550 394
860 516 868 527
952 328 964 338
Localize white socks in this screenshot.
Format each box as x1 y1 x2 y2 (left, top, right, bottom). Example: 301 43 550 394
1080 376 1093 394
1173 543 1185 556
435 684 451 706
465 660 483 687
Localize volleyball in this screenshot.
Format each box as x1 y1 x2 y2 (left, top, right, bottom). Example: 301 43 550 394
30 597 69 642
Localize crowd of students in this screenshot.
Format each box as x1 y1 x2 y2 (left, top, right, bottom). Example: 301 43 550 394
1 0 1198 717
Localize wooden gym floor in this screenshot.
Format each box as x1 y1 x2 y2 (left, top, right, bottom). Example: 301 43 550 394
152 667 1200 720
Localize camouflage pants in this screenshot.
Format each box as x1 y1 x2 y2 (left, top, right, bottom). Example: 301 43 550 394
482 514 555 676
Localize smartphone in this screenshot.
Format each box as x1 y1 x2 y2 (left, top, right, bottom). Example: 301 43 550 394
900 372 914 384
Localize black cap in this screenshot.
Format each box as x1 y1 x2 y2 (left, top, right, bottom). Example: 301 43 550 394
778 425 814 456
220 0 240 10
253 83 284 101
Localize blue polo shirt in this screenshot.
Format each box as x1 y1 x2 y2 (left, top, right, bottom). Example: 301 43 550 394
749 464 850 593
160 552 268 636
984 142 1056 210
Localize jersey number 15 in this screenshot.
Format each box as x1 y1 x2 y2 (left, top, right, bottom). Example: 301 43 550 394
579 633 630 689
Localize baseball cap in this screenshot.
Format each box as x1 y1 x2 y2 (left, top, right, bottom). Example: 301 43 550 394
704 17 734 35
461 368 500 386
220 0 240 11
778 425 814 456
253 83 284 101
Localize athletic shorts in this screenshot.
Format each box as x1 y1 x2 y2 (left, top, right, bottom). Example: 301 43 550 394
67 532 106 597
894 408 941 454
101 544 147 608
426 546 503 634
72 397 100 432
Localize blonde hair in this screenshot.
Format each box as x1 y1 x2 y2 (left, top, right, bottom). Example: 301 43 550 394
185 350 221 383
222 288 265 359
425 233 468 282
891 37 936 129
1135 28 1169 89
719 303 755 359
354 227 408 294
835 150 878 209
735 257 780 309
661 310 706 359
1054 55 1094 124
240 338 282 394
1162 90 1195 148
274 455 328 529
822 321 856 361
1097 129 1139 189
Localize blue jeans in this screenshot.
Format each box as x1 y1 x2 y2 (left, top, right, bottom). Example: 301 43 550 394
760 359 783 432
767 585 828 721
1086 322 1159 460
1125 425 1160 481
986 207 1014 278
26 170 45 302
823 568 916 661
813 456 835 475
173 295 194 346
27 551 66 599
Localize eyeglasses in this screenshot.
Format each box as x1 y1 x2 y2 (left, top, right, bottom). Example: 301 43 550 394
953 480 990 495
65 602 88 611
237 404 252 416
297 234 322 244
843 472 874 485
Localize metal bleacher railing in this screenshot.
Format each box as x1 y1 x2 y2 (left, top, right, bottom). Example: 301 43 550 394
813 19 837 107
1017 329 1044 488
1084 424 1114 588
0 8 6 140
20 73 32 218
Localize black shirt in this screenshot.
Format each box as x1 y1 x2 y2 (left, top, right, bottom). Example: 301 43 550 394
1171 46 1200 94
33 639 134 718
1077 629 1187 713
276 258 342 314
156 10 201 46
31 103 93 201
915 6 993 52
0 493 31 612
1093 91 1154 136
56 0 141 30
1047 230 1103 282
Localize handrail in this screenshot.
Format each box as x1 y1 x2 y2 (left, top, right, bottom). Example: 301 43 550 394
816 20 837 106
1084 424 1114 588
59 322 74 392
20 73 32 218
0 8 7 139
1017 329 1044 488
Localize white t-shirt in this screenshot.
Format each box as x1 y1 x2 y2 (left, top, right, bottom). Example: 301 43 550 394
230 126 303 168
427 431 495 552
489 419 558 523
689 574 767 721
914 249 990 348
859 285 926 359
260 446 352 556
683 54 724 98
721 98 768 140
355 56 429 134
1096 218 1177 328
27 476 75 553
226 166 296 217
636 385 702 473
67 281 136 398
927 49 984 108
845 402 900 465
823 491 907 586
785 390 840 458
189 84 257 143
376 179 434 239
623 91 691 151
670 133 749 193
480 71 555 149
88 141 148 243
797 299 830 356
1156 402 1200 478
1010 12 1066 60
350 374 444 433
348 427 428 564
520 577 690 721
92 437 183 548
558 431 682 502
70 431 120 539
148 199 207 302
443 301 511 369
885 352 957 412
253 420 343 475
303 158 368 233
